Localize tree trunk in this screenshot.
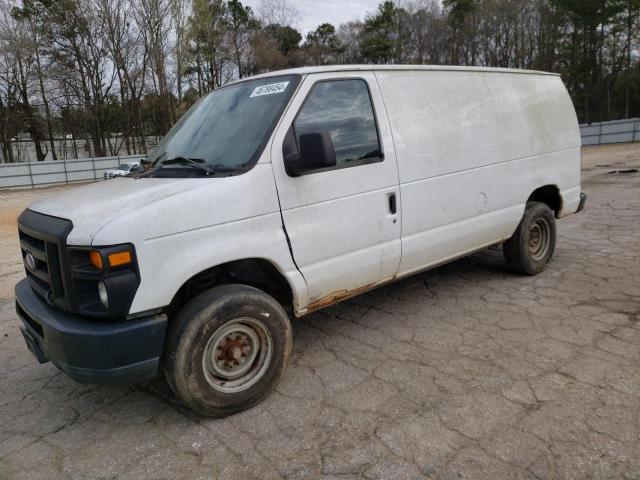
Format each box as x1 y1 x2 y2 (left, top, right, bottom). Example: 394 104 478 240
17 56 46 161
624 2 633 118
35 47 57 160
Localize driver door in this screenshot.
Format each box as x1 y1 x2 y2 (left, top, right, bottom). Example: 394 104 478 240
270 72 401 312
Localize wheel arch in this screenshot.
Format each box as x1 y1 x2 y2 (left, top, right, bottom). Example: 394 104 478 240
167 258 297 318
527 185 562 218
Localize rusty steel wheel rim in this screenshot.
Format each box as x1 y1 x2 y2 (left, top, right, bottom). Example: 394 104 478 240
528 217 551 261
202 318 272 393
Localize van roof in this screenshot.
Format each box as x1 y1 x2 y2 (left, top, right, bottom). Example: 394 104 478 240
245 64 560 81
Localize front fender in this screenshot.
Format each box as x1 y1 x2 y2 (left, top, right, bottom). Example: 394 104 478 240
127 212 307 315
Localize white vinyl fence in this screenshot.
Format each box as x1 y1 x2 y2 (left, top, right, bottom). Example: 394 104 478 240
1 119 638 189
580 118 640 146
0 155 145 189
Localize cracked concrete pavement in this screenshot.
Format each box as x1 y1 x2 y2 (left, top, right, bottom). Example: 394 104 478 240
0 143 639 480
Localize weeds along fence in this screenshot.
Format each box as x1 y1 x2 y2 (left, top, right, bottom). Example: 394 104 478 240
0 155 145 189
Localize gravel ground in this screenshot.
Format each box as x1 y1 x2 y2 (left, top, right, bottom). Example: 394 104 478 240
0 144 639 480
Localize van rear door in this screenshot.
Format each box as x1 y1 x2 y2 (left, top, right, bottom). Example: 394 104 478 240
271 72 401 311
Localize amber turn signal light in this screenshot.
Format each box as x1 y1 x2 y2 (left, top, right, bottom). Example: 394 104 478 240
89 250 103 269
108 251 132 267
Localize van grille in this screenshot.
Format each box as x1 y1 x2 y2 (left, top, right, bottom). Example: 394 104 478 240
17 210 73 310
19 230 65 302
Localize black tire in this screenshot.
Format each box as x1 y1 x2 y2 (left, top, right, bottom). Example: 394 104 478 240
503 201 556 275
164 284 293 417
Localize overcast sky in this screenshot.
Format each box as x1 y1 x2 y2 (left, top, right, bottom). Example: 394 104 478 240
242 0 382 36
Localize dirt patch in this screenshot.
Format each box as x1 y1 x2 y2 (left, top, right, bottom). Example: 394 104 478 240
0 186 70 228
0 185 75 299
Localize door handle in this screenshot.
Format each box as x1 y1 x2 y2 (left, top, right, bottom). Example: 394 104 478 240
388 193 397 214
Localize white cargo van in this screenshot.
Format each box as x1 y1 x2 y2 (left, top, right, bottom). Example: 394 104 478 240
15 65 586 416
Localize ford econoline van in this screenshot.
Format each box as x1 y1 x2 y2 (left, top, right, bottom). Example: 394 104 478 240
15 65 586 416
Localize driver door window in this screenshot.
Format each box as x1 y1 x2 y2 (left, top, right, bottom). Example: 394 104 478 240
292 79 382 173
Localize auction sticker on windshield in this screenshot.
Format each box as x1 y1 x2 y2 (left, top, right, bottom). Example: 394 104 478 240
250 82 290 98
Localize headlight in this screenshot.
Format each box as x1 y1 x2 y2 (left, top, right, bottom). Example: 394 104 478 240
98 281 108 308
68 244 139 319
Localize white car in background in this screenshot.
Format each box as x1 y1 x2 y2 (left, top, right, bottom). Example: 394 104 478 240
103 162 142 179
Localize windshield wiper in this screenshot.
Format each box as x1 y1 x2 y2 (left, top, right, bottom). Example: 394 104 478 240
210 163 245 173
157 157 215 176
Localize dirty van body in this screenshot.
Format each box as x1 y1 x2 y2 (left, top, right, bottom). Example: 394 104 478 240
15 65 586 416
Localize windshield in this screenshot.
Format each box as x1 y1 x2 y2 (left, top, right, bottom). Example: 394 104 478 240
148 74 301 176
117 164 132 171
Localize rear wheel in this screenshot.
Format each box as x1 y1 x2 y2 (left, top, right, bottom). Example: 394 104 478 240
503 201 556 275
164 284 292 417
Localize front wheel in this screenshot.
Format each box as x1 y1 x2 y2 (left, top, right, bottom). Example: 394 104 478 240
503 201 557 275
164 284 293 417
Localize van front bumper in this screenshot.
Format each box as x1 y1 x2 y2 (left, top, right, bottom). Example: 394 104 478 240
15 278 167 385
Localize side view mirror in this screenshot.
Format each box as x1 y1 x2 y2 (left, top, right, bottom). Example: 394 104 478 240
285 131 337 176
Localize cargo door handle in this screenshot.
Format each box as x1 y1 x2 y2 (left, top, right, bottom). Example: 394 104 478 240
388 193 397 214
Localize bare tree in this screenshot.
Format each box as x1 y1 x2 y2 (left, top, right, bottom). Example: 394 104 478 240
45 0 118 157
136 0 175 132
171 0 189 104
256 0 298 26
14 4 59 159
0 5 48 161
336 21 364 63
1 0 640 164
97 0 148 154
622 0 640 117
0 4 17 163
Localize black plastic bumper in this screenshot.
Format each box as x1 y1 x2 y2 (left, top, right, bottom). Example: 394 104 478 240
15 278 167 385
576 192 587 213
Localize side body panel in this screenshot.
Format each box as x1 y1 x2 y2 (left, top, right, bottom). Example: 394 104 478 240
270 72 402 312
374 70 581 276
56 68 582 317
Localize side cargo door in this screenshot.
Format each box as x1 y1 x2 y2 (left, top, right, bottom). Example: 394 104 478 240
270 72 401 313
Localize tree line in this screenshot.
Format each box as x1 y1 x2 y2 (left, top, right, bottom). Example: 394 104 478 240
0 0 639 163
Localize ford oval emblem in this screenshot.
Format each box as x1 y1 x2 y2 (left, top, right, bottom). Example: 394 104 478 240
25 252 36 271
